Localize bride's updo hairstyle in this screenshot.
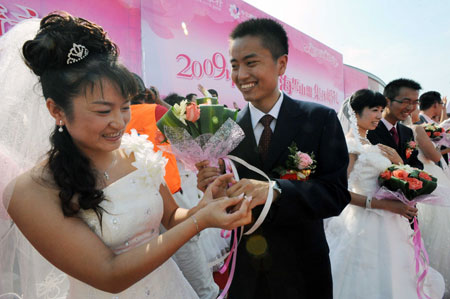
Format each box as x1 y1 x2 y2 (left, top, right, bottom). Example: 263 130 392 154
22 12 137 218
350 89 386 116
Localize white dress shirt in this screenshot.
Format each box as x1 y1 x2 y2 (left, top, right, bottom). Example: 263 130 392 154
249 92 284 145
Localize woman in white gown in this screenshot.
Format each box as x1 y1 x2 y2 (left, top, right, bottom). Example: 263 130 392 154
0 13 251 298
326 89 445 299
408 107 450 298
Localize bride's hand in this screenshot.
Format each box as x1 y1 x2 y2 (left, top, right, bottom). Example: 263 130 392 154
378 144 403 164
376 200 418 219
196 173 236 210
196 195 252 230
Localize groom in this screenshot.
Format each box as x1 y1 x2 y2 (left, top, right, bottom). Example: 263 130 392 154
367 78 423 169
196 18 350 298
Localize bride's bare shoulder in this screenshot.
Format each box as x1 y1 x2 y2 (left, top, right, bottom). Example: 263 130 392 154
6 166 60 214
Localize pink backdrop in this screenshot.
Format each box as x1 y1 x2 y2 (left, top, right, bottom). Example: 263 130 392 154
0 0 142 74
343 65 369 100
2 0 371 112
141 0 344 110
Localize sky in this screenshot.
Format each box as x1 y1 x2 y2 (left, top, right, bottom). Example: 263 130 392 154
243 0 450 103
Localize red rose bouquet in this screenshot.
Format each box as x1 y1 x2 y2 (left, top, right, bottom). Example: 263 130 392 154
274 142 316 181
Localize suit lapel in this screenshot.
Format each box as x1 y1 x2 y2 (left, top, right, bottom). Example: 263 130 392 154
375 121 398 149
264 96 302 172
235 105 262 169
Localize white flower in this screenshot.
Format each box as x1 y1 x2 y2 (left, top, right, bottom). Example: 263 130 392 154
395 164 415 172
132 150 167 188
172 100 188 125
121 129 153 157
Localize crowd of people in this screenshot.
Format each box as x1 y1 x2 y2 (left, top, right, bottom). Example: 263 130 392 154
1 11 450 299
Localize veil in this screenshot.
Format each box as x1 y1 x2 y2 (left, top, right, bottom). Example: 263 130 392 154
337 96 363 151
0 19 69 298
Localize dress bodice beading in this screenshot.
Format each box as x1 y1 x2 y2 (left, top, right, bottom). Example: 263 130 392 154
346 137 391 196
65 130 198 298
77 130 168 254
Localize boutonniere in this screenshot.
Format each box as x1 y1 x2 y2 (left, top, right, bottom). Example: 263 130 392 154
274 142 317 181
405 140 417 159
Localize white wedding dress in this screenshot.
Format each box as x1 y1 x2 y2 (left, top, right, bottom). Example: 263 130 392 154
416 143 450 298
0 132 199 299
66 132 198 298
325 137 445 299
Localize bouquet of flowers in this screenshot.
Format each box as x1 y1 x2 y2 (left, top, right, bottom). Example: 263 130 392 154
375 164 440 299
156 99 243 170
377 164 437 200
274 142 316 181
423 123 445 140
422 123 450 147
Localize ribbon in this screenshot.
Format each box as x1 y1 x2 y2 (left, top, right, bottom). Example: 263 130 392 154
412 217 431 299
212 155 274 298
373 187 435 299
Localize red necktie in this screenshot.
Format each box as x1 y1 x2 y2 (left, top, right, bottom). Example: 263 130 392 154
390 127 399 146
258 114 274 162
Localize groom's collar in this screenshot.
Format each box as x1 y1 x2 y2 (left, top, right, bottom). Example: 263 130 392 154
381 118 397 131
248 91 284 130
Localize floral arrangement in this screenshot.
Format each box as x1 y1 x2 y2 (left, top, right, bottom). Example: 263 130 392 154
274 142 316 181
156 99 243 170
121 129 167 189
405 140 417 159
423 123 445 140
378 164 437 200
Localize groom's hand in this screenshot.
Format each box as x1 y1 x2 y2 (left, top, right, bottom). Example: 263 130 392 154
195 160 225 192
226 179 278 210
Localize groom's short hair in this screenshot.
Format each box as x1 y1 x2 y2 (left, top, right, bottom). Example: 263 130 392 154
383 78 421 100
419 91 441 111
229 18 288 60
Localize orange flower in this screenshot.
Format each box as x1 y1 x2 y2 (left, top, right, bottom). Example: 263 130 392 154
186 103 200 122
433 132 441 137
392 169 409 180
406 148 413 159
418 172 432 181
405 177 423 190
380 170 392 180
426 131 431 137
155 129 166 144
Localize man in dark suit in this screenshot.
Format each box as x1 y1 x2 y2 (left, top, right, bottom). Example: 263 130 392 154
196 18 350 299
367 78 423 169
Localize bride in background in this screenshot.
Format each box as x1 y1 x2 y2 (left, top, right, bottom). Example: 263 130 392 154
325 89 444 299
408 106 450 298
0 13 251 298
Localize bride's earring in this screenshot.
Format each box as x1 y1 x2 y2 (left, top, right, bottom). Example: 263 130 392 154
58 120 64 133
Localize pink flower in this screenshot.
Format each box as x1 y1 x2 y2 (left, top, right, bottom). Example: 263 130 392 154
297 152 313 169
186 103 200 122
408 141 416 148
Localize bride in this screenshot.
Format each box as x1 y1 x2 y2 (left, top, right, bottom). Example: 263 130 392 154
0 13 251 298
325 89 445 299
408 107 450 297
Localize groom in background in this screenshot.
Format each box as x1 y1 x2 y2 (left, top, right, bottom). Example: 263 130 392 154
196 18 350 298
367 78 423 169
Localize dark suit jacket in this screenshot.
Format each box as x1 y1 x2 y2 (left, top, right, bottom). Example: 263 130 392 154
228 95 350 299
367 121 423 169
414 114 427 125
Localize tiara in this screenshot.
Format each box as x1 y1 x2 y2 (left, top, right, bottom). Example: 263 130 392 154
66 43 89 65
